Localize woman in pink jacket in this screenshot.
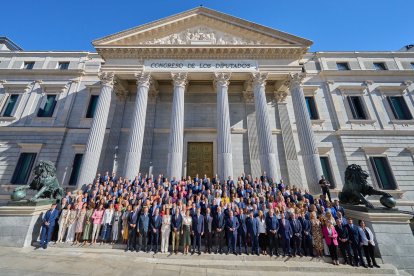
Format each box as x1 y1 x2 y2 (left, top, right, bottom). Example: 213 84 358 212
322 220 339 265
91 204 105 244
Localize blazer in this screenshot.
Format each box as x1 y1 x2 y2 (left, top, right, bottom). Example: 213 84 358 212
213 212 225 230
237 214 248 234
265 215 279 233
246 216 259 236
358 227 375 246
300 217 312 237
335 224 349 242
226 216 240 233
322 226 338 246
151 215 162 232
192 214 205 234
346 223 361 244
204 214 214 233
278 219 293 240
138 213 150 232
290 219 302 237
171 213 182 231
43 209 59 227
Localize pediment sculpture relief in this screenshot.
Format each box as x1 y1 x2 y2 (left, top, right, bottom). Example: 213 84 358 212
140 26 262 45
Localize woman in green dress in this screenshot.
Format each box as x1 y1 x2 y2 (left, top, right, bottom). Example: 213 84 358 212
182 209 192 255
82 204 94 245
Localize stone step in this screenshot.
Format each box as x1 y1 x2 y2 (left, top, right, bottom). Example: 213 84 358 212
40 243 400 275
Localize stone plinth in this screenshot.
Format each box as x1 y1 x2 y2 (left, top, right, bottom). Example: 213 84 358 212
345 206 414 275
0 203 50 247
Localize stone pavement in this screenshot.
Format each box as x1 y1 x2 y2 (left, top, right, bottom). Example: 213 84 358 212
0 246 408 276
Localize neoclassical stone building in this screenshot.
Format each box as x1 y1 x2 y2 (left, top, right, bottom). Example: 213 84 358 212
1 7 414 207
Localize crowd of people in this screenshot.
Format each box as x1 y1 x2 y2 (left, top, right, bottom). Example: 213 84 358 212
38 171 380 268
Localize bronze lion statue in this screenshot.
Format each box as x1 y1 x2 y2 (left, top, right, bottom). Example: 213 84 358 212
339 164 395 209
12 160 64 202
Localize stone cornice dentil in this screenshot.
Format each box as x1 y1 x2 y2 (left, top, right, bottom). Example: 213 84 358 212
251 72 268 88
289 73 305 90
171 72 188 88
135 72 152 89
98 72 115 87
214 72 231 87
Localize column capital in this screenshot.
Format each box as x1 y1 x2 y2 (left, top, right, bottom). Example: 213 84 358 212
251 72 268 88
242 79 254 103
171 72 188 88
214 72 231 87
98 72 115 87
135 72 151 88
289 73 305 90
148 81 159 103
274 90 288 103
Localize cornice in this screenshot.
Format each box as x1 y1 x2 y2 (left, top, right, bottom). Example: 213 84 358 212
319 70 414 77
0 69 85 77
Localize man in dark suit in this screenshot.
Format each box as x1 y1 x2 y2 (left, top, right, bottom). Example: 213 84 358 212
237 208 248 255
299 214 313 257
290 213 303 256
335 218 352 265
137 206 150 252
192 207 204 254
246 210 259 255
39 203 59 249
213 206 225 253
204 207 214 254
346 217 367 267
226 210 239 255
266 208 280 256
278 212 293 257
150 208 162 253
171 206 182 254
126 205 140 252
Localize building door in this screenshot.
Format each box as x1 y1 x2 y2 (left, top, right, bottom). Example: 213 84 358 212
187 142 213 178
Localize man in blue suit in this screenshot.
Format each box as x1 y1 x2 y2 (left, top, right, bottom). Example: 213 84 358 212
346 217 367 267
137 206 150 252
290 213 303 257
278 212 293 257
266 208 280 256
237 208 248 255
150 208 162 253
171 206 182 254
192 207 204 254
213 206 225 254
226 210 239 255
299 213 313 257
246 210 259 255
39 203 59 249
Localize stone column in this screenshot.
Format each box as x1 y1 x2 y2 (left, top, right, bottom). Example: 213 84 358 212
123 72 151 180
77 72 114 188
289 73 323 193
214 72 234 180
252 72 278 180
167 72 187 179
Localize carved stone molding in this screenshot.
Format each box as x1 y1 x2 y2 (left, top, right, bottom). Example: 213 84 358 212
114 81 128 99
135 72 151 88
364 80 374 86
98 72 115 87
404 80 413 87
171 72 188 88
274 90 288 103
251 72 268 88
214 72 231 87
242 80 254 103
148 81 159 103
289 73 305 90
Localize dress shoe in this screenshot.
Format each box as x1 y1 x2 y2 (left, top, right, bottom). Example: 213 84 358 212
373 264 381 268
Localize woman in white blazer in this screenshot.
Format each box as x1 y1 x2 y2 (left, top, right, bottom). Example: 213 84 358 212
358 220 380 268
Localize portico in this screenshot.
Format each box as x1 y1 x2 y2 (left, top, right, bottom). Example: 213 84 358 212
76 7 323 192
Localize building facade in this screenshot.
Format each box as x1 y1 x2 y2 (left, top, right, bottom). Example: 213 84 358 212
1 8 414 208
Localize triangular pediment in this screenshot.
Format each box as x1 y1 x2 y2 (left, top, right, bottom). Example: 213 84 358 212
93 7 312 47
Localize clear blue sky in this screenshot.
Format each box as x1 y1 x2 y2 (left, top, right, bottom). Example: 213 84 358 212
2 0 412 52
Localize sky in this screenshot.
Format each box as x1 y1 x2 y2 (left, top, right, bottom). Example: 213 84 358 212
2 0 412 52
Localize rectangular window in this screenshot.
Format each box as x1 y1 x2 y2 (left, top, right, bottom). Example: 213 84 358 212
336 62 350 71
370 157 397 190
320 157 335 188
58 62 69 70
68 154 83 186
37 95 57 117
387 96 413 120
305 96 319 120
23 62 35 70
411 63 414 70
86 95 99 118
2 94 19 117
11 153 37 184
347 96 368 119
373 62 387 71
